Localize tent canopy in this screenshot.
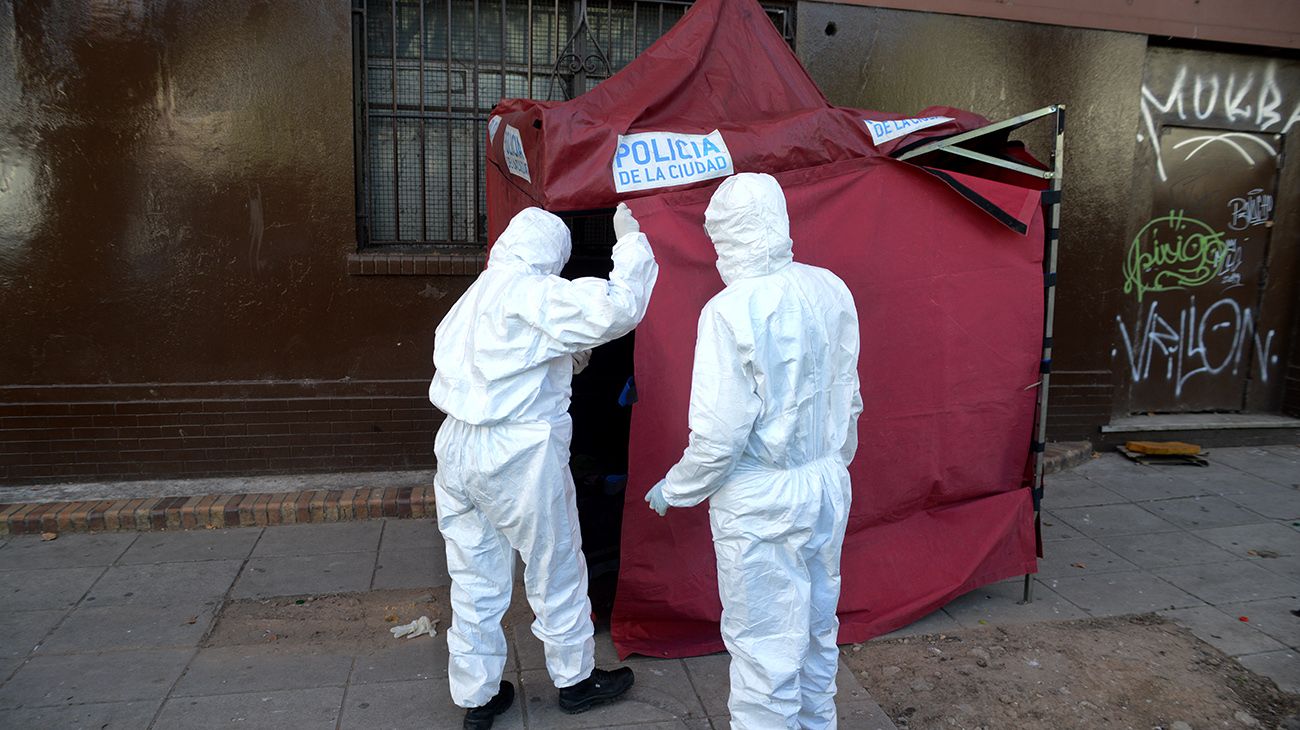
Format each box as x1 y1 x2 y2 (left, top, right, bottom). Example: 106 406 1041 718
483 0 1048 659
484 0 1019 236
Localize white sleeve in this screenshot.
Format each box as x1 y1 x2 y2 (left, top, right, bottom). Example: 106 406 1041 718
507 232 658 358
840 291 864 466
662 306 762 508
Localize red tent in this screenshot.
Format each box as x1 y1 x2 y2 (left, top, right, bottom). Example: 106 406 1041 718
486 0 1045 659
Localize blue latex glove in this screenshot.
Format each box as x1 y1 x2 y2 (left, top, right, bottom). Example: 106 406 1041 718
645 479 670 517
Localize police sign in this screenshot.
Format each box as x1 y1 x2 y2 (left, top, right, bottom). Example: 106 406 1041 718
864 116 953 146
503 124 531 182
612 130 733 193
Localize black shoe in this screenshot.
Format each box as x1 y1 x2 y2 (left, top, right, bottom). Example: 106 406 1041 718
463 681 514 730
558 667 635 714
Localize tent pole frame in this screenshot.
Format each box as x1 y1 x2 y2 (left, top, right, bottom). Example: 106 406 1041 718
898 104 1065 605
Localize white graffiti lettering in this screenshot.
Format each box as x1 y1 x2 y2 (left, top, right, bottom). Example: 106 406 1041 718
1228 188 1274 230
1217 239 1244 288
1140 62 1293 180
1115 296 1277 397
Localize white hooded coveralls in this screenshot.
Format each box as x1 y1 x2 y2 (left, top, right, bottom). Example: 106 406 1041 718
429 207 658 708
659 174 862 729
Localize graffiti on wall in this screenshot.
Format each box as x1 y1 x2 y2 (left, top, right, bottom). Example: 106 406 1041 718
1115 198 1277 399
1122 211 1226 303
1140 61 1298 181
1115 296 1278 398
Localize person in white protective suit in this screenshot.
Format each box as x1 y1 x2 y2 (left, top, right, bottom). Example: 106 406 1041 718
645 173 862 729
430 205 658 729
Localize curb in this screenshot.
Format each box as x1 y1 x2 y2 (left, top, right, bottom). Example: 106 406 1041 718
0 486 435 536
2 443 1096 536
1044 440 1093 475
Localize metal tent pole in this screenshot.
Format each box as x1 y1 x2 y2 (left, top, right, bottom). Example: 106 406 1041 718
1023 104 1065 604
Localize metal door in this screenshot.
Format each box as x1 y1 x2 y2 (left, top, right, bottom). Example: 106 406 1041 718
1120 126 1281 412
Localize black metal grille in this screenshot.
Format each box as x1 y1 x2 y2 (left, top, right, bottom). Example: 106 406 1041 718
353 0 794 248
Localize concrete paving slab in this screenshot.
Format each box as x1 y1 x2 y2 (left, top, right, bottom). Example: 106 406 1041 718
1236 649 1300 693
231 552 376 599
1050 504 1181 537
0 609 66 657
371 547 450 590
351 636 447 684
1 566 103 611
118 528 262 564
1045 571 1203 616
1139 495 1272 530
586 720 712 729
1041 478 1128 509
39 602 216 654
682 652 730 717
1193 522 1300 559
1255 555 1300 583
0 533 137 572
251 521 382 557
1160 605 1287 656
838 699 900 730
339 676 524 730
84 560 241 608
1218 464 1300 489
1213 598 1300 649
0 656 25 683
1081 472 1210 502
155 686 344 729
173 646 353 697
872 608 963 640
1038 511 1085 541
0 699 162 730
1223 483 1300 521
943 579 1087 627
1166 469 1286 500
1036 537 1140 578
0 648 193 707
1097 530 1243 569
1212 446 1300 469
1154 560 1300 605
1070 454 1139 476
378 518 443 551
520 661 709 728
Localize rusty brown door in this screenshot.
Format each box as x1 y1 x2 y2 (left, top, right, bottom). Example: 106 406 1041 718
1118 126 1282 413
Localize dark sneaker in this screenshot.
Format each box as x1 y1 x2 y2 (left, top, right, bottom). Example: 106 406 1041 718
463 681 514 730
558 667 636 714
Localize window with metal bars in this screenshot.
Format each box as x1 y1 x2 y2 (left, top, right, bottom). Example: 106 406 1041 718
351 0 795 250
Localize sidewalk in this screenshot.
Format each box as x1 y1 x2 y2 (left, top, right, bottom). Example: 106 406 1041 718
0 444 1296 728
872 444 1300 696
0 519 893 729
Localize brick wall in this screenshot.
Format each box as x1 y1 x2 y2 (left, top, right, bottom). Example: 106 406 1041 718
0 380 439 485
1044 370 1113 443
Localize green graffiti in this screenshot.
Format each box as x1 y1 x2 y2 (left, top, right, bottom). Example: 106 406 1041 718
1123 211 1228 302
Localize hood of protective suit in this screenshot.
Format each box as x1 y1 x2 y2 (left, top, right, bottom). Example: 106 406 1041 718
704 173 794 285
488 207 573 276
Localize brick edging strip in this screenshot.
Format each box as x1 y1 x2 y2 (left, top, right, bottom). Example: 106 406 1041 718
0 486 436 536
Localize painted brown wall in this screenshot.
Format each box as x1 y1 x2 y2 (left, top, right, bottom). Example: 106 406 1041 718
823 0 1300 51
0 1 470 484
796 1 1149 439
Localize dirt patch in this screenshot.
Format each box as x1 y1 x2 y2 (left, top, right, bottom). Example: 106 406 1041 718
206 588 452 653
843 615 1299 730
